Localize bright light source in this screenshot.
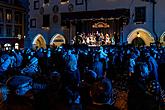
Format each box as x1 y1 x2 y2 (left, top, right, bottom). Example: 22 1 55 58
137 32 140 37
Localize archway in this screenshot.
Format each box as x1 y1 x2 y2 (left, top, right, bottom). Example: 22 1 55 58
160 32 165 46
32 34 46 49
50 34 66 47
127 28 155 46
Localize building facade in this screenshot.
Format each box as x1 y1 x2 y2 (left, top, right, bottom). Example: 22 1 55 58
0 0 27 50
27 0 165 48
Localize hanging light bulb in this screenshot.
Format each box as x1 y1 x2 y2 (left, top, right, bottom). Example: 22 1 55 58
137 32 140 37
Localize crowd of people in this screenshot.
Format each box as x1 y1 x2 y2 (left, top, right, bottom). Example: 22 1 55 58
0 44 164 110
71 32 116 46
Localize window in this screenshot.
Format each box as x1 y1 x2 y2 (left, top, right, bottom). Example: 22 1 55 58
44 0 49 4
15 43 19 49
15 12 22 24
4 43 11 50
134 7 146 23
0 8 3 22
76 0 83 5
61 0 69 4
30 19 36 28
43 15 50 27
6 25 12 37
6 10 12 23
15 26 22 37
0 25 3 35
34 0 39 10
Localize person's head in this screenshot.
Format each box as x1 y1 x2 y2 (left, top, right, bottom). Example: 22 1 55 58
85 70 97 84
135 62 149 80
0 54 10 63
26 48 31 54
129 58 136 68
30 51 35 56
90 78 113 104
144 51 150 58
146 80 160 96
46 50 51 57
0 57 4 64
38 47 44 52
99 46 103 51
67 49 72 55
150 49 158 58
49 71 61 83
126 49 131 54
94 53 100 62
27 51 35 60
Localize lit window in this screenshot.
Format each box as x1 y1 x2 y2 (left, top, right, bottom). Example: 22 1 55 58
134 7 146 23
6 26 12 37
4 43 11 50
34 0 39 10
30 19 36 28
61 0 69 4
15 12 22 24
15 26 22 37
15 43 19 49
6 10 12 23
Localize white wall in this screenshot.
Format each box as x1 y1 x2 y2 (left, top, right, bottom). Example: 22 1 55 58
27 0 165 48
87 0 129 10
123 0 165 43
59 0 130 12
155 0 165 37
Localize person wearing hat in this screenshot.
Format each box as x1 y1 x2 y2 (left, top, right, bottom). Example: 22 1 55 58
87 78 118 110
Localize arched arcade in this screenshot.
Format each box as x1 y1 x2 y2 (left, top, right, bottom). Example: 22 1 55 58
32 34 47 49
50 34 66 47
127 28 155 46
160 32 165 46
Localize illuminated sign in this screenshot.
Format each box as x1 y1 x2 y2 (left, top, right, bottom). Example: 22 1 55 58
92 22 110 28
